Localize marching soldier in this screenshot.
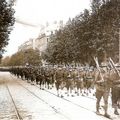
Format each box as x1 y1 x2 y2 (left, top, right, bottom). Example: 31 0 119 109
110 69 120 115
95 63 111 118
55 67 64 97
108 58 120 115
65 68 77 97
75 69 84 96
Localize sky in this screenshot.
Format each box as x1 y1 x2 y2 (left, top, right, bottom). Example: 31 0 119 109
4 0 91 57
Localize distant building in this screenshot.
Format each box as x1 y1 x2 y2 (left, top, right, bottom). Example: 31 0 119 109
34 20 64 55
18 38 34 51
18 20 64 55
34 34 48 56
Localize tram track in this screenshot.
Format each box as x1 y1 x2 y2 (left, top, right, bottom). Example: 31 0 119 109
27 79 112 108
34 84 96 111
16 80 114 120
10 74 114 120
5 84 23 120
9 75 71 120
25 81 112 111
14 78 99 113
37 85 112 105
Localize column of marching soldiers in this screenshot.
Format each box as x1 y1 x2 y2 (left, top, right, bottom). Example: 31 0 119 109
9 58 120 119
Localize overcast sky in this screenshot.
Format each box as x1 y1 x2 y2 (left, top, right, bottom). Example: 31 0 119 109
4 0 91 57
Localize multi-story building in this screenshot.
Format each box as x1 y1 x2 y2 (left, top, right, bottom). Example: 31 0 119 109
34 20 64 54
18 20 64 55
18 38 34 51
34 33 48 55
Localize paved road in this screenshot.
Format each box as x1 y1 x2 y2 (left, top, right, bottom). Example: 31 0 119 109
0 72 120 120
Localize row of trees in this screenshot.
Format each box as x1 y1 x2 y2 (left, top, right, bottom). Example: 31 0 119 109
0 1 42 66
42 0 120 65
1 0 120 66
0 0 15 58
1 49 42 66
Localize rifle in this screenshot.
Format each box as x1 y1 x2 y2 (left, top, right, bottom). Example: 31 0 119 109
94 57 104 81
109 58 120 77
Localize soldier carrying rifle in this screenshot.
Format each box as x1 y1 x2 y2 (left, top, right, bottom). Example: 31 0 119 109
94 57 111 118
109 58 120 115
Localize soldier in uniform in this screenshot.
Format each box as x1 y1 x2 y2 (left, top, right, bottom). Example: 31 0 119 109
110 69 120 115
55 67 64 97
66 68 76 97
83 69 94 96
75 68 84 96
95 63 111 118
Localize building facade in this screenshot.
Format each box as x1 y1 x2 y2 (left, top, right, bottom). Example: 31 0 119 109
18 20 64 55
18 38 34 51
34 34 48 55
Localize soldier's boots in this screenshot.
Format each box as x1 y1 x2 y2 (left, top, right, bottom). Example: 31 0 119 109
96 104 100 115
118 103 120 109
114 105 119 115
114 110 119 115
104 113 110 118
96 111 100 115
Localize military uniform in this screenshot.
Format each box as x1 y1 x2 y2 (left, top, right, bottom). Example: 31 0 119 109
75 70 84 95
110 70 120 115
55 68 64 96
65 69 74 96
95 69 111 118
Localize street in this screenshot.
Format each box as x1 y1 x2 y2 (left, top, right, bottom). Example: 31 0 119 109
0 72 120 120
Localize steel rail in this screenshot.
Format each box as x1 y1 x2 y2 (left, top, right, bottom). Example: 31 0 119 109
6 84 23 120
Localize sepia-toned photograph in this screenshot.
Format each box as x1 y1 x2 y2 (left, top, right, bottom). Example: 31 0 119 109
0 0 120 120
